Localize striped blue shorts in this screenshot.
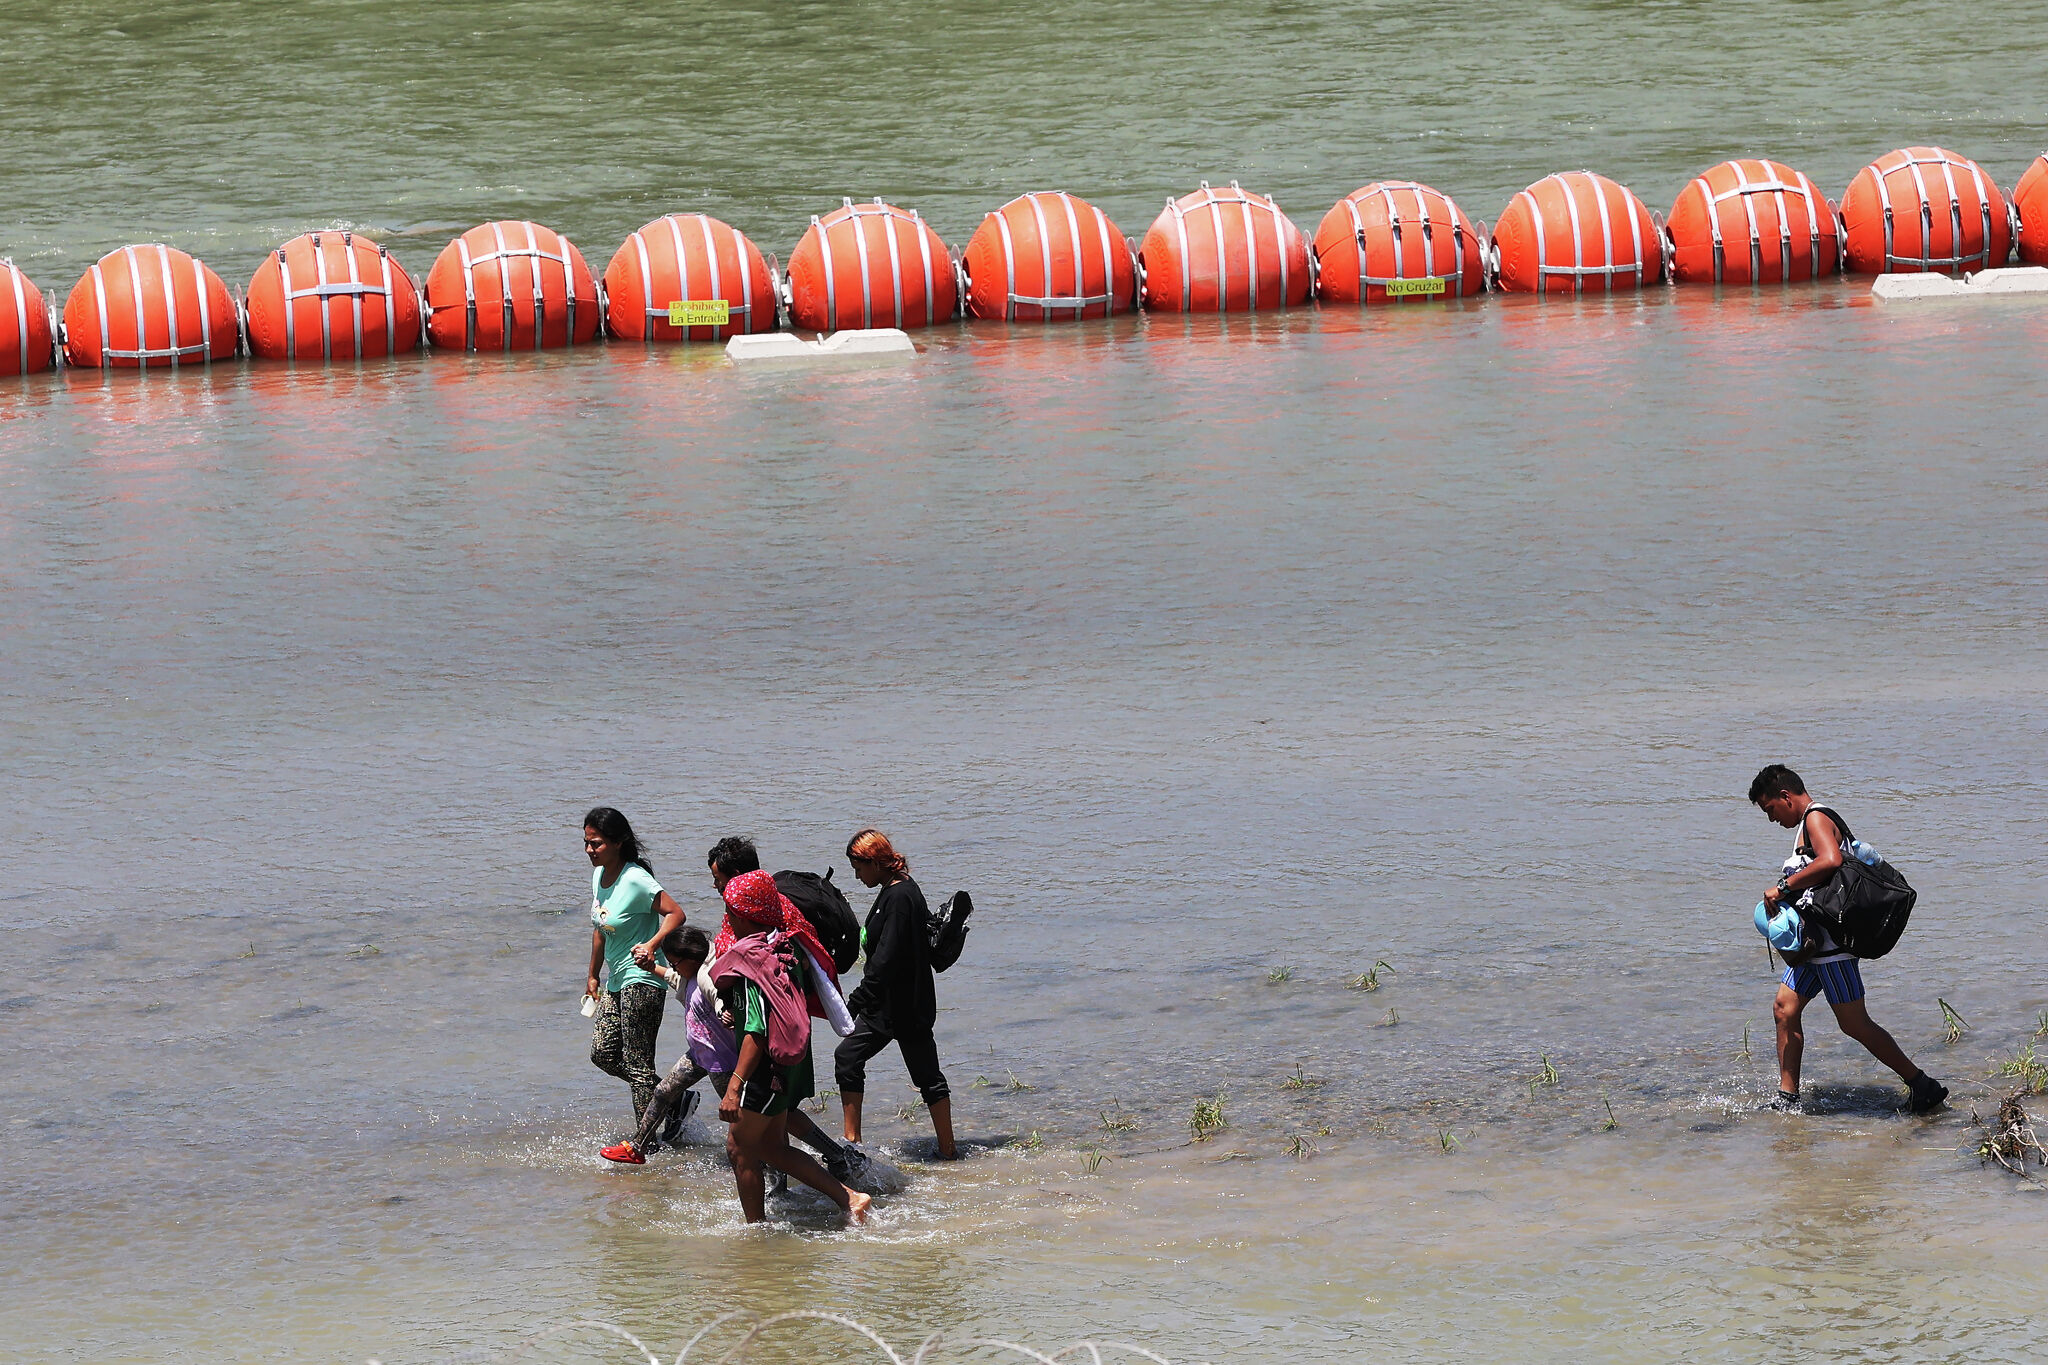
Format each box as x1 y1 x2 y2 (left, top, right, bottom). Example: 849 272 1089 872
1783 958 1866 1006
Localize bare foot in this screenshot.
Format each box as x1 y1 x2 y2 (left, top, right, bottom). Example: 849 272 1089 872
845 1190 872 1226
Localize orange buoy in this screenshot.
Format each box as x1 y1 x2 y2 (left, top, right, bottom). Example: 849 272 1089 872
2 259 56 374
1312 181 1485 304
1667 160 1840 284
785 198 957 332
962 191 1135 322
62 244 238 368
2006 153 2048 264
1138 181 1311 312
1839 147 2012 274
1493 172 1663 294
245 231 421 360
423 220 599 351
604 213 776 342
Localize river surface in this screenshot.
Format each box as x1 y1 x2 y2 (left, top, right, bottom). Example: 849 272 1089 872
4 3 2048 1363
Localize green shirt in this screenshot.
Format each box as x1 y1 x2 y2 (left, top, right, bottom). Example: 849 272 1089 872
590 864 667 992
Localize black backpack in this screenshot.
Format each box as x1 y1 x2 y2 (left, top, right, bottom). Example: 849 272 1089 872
927 890 974 972
773 869 862 974
1800 809 1918 960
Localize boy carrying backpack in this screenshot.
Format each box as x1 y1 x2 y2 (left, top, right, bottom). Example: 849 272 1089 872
1749 764 1946 1114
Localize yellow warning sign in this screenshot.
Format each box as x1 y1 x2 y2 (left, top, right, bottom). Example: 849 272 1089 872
667 299 731 326
1384 277 1448 297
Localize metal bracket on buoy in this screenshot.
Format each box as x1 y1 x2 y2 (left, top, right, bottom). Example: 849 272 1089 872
949 245 969 318
767 252 788 331
1473 219 1495 292
1127 237 1144 309
1650 210 1674 282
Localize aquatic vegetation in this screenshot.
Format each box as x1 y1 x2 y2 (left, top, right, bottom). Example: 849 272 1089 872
2036 1009 2048 1039
1080 1150 1108 1174
971 1074 993 1088
1267 965 1293 984
1528 1054 1561 1096
1938 998 1970 1044
894 1102 919 1122
1099 1105 1138 1134
1280 1063 1325 1092
1437 1128 1461 1154
1347 960 1395 992
1599 1093 1619 1131
348 943 382 958
1284 1132 1318 1159
1014 1131 1044 1153
1380 1007 1400 1027
236 942 256 959
802 1095 829 1114
1189 1093 1228 1142
1003 1069 1035 1093
1738 1023 1753 1062
1993 1043 2048 1094
1967 1092 2046 1175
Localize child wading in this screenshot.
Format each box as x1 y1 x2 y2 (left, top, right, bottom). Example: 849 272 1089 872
1748 765 1946 1114
836 828 958 1159
582 808 687 1130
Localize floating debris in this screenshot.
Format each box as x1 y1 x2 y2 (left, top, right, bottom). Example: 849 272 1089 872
1969 1092 2047 1176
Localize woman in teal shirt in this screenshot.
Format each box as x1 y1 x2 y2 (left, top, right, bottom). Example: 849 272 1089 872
582 807 686 1127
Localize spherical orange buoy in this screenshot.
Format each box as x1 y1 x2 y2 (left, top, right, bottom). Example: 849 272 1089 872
963 191 1134 322
1139 181 1310 312
604 213 776 342
423 220 599 351
786 199 956 332
62 244 238 368
246 231 421 360
1839 147 2012 274
1 260 56 374
2007 154 2048 264
1313 181 1485 304
1493 172 1662 294
1668 160 1839 284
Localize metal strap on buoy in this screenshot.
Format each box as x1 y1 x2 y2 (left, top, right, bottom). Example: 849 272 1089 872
1522 174 1647 292
6 258 28 376
459 221 579 350
1872 149 1996 271
276 232 398 359
1341 182 1469 293
1162 181 1294 310
1688 165 1833 283
990 192 1119 318
95 244 216 364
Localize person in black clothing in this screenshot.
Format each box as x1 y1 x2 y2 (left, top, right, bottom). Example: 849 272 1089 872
835 827 958 1159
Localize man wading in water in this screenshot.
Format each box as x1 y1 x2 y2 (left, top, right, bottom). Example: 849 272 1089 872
1749 765 1946 1114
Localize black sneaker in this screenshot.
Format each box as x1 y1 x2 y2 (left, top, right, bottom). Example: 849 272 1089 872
1907 1074 1948 1114
662 1089 699 1144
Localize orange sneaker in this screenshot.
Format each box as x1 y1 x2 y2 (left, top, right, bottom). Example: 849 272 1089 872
600 1142 645 1165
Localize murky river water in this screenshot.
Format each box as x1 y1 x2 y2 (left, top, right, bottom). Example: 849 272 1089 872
4 3 2047 1363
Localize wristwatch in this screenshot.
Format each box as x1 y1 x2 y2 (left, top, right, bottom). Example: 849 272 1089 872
1775 876 1795 900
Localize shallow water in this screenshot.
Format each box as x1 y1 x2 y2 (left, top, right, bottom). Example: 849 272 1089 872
5 3 2048 1363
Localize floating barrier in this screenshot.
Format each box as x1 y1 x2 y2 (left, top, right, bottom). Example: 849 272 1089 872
1839 148 2012 275
1667 159 1840 284
1493 172 1663 294
786 199 956 333
423 220 599 351
962 191 1135 322
2011 154 2048 264
1139 181 1310 312
246 231 421 360
62 244 237 368
2 260 56 374
604 213 776 343
1312 181 1486 304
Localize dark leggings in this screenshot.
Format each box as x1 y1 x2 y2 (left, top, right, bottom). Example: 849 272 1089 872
590 982 666 1122
630 1057 710 1152
835 1013 950 1105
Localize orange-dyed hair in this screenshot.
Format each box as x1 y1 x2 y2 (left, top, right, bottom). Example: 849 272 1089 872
845 828 909 877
